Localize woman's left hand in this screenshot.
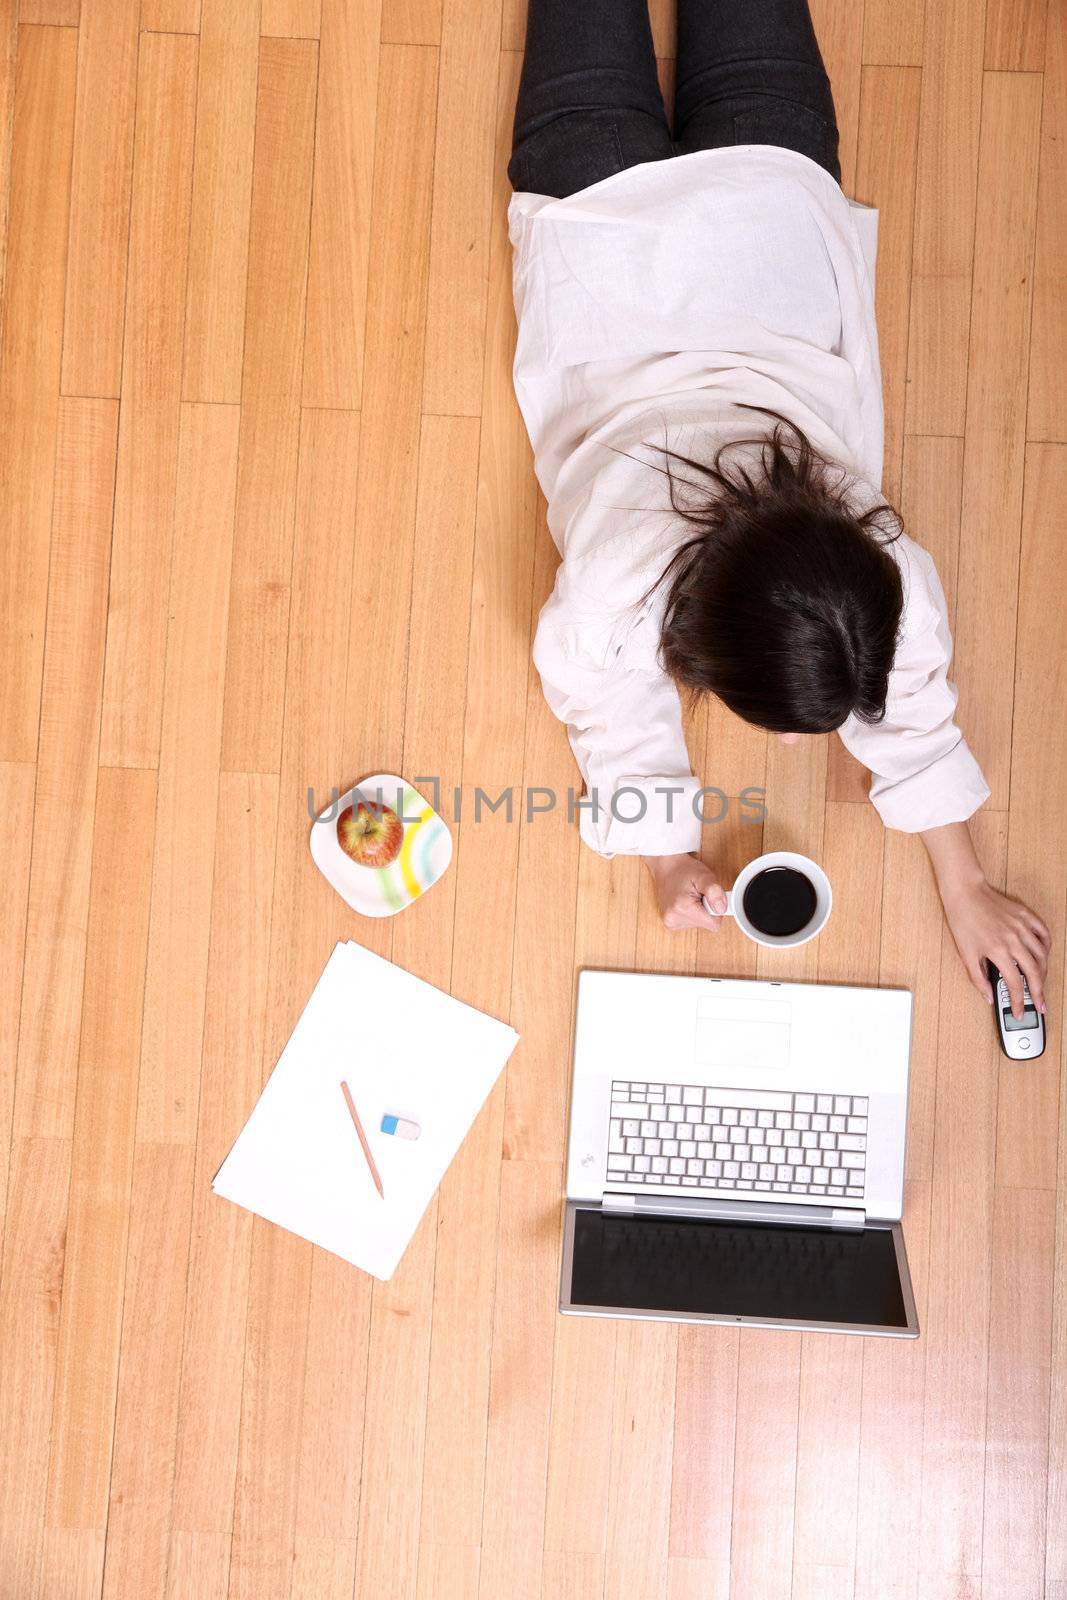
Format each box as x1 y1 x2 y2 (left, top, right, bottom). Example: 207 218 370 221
939 875 1051 1017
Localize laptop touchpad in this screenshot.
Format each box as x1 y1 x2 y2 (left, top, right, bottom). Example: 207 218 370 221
695 997 791 1071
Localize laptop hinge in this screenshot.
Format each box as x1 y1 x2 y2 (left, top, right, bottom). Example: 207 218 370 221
601 1191 866 1230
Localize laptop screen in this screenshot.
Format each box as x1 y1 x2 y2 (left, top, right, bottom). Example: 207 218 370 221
569 1207 909 1330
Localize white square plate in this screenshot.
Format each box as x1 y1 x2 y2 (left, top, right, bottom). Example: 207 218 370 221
309 774 453 918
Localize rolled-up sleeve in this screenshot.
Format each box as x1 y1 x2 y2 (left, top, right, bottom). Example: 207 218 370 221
532 591 704 858
837 540 990 831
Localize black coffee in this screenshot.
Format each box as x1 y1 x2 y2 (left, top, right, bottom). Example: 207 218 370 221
742 866 818 938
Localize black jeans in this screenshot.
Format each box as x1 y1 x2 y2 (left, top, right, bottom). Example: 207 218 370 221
508 0 841 198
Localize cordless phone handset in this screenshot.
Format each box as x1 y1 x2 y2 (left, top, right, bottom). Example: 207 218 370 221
986 959 1046 1060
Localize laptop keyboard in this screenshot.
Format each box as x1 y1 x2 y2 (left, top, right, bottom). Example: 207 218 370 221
608 1081 868 1198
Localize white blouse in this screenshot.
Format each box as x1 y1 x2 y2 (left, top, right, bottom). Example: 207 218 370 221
508 145 990 858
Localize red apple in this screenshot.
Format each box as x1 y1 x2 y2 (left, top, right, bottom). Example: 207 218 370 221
336 801 403 868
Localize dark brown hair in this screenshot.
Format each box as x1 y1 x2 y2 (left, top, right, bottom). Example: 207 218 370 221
619 403 905 734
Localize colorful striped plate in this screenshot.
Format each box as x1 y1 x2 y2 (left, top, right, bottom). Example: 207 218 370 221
309 774 453 918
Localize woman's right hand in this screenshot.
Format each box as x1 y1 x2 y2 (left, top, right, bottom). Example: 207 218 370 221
642 852 728 932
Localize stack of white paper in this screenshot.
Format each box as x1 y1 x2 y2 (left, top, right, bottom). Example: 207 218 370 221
212 941 520 1280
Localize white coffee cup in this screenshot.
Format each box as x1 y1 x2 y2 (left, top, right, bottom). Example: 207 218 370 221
702 850 832 949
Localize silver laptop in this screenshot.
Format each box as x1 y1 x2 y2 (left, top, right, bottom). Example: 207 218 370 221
560 970 918 1338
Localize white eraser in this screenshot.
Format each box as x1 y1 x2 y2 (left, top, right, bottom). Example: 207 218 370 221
381 1113 420 1140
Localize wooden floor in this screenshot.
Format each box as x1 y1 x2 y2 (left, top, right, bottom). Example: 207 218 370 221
0 0 1064 1596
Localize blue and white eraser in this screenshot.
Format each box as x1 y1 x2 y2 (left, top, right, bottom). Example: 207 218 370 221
380 1113 420 1140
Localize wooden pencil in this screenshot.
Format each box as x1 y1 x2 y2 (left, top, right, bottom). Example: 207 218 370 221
340 1079 385 1199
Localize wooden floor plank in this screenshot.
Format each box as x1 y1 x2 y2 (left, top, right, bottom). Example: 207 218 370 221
899 433 965 628
862 0 925 66
142 0 201 32
667 1556 730 1600
855 1178 932 1600
0 0 18 339
668 1327 737 1567
541 1551 606 1600
381 401 478 1590
603 1320 677 1600
499 4 522 52
0 761 34 1240
996 443 1067 1190
950 70 1043 809
167 1532 231 1600
348 434 469 1600
275 408 368 1600
98 405 240 1599
227 1220 313 1600
417 630 520 1575
291 1537 358 1600
918 810 1006 1582
791 802 886 1577
0 1138 72 1598
18 0 80 23
345 88 459 1582
227 404 362 1600
542 1255 620 1564
381 0 441 45
478 1160 563 1600
792 1569 855 1600
905 0 987 436
42 767 158 1591
98 32 199 769
101 1144 197 1600
421 0 500 415
39 1528 108 1599
505 496 579 1165
60 0 139 398
182 0 261 404
415 1543 481 1600
341 41 438 812
543 847 637 1563
793 1306 864 1574
818 800 885 982
352 1214 437 1600
983 0 1047 71
417 133 538 1546
301 0 380 410
291 1252 371 1600
219 37 319 775
262 0 321 35
414 102 538 1575
137 404 241 1147
14 398 118 1145
980 1185 1054 1600
880 832 945 1187
879 433 965 1183
1028 8 1066 441
389 415 475 979
166 773 280 1600
393 415 476 968
916 1577 982 1600
855 64 922 513
0 24 78 766
1049 916 1067 1585
0 400 116 1591
729 1328 802 1600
